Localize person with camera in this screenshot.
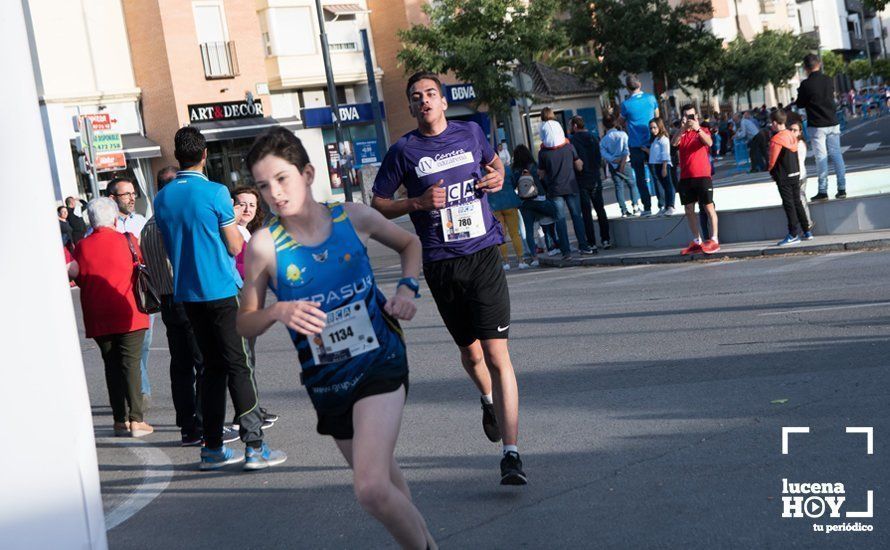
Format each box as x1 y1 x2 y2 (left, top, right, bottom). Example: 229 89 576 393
671 104 720 255
512 144 570 263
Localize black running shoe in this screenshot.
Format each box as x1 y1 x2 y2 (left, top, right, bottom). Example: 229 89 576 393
222 425 240 444
500 451 528 485
261 408 279 423
835 191 847 199
481 398 501 442
181 430 203 447
810 192 829 202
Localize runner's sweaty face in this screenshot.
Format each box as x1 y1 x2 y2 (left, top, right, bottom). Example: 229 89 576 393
408 79 447 127
251 154 315 218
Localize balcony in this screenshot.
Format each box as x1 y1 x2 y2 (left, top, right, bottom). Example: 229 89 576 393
801 27 820 46
869 39 882 57
200 41 239 79
845 0 863 12
848 33 866 52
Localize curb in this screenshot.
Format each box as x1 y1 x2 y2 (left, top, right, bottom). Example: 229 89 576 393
539 239 890 268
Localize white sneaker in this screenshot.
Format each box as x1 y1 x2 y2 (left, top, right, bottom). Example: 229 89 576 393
517 262 530 270
633 207 642 215
502 262 511 271
664 207 675 216
530 259 540 267
546 249 560 257
656 208 666 217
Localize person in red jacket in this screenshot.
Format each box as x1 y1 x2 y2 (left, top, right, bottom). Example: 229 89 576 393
72 197 153 437
768 109 812 246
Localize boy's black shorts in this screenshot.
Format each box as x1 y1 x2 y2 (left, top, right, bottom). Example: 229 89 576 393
678 177 714 207
423 245 511 348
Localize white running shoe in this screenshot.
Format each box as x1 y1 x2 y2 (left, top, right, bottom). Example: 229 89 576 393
530 259 540 267
664 207 675 216
546 249 560 257
517 262 530 270
655 208 666 217
502 263 511 271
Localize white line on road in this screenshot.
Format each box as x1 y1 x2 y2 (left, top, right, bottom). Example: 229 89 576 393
758 301 890 316
867 131 879 136
861 142 881 152
98 437 173 531
761 251 856 274
840 146 851 154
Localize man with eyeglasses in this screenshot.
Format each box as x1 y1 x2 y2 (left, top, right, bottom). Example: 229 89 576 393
107 177 147 240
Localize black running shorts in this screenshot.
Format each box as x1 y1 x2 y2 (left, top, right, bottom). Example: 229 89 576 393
677 177 714 207
316 374 409 440
423 245 511 347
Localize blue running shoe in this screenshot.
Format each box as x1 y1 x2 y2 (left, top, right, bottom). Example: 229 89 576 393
802 231 814 241
244 443 287 471
200 445 244 471
777 234 800 246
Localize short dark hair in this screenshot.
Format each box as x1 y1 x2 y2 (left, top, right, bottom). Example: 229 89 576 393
57 206 67 216
156 166 178 190
65 196 77 207
625 74 641 91
405 71 443 99
770 109 787 125
602 114 615 129
570 115 585 129
803 54 821 71
107 176 135 196
680 104 695 114
174 127 207 168
245 126 311 174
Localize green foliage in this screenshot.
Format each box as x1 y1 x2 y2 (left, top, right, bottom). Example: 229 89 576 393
563 0 721 96
716 31 817 97
873 59 890 81
847 59 874 82
819 50 845 78
397 0 563 116
863 0 887 11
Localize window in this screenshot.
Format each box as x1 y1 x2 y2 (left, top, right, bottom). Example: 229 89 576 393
193 2 228 44
193 2 237 78
758 0 775 14
270 7 316 56
263 32 272 56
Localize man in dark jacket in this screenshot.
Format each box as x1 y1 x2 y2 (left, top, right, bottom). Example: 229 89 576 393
794 53 847 200
65 196 88 244
569 116 611 249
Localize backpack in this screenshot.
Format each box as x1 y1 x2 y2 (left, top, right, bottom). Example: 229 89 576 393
516 171 538 200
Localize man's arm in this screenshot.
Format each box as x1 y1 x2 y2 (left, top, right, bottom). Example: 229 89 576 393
221 223 244 256
371 182 446 219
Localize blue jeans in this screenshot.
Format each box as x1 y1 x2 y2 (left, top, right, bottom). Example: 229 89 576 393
810 125 847 193
520 199 570 256
649 164 675 209
629 147 653 211
609 163 640 213
551 194 590 250
140 313 155 396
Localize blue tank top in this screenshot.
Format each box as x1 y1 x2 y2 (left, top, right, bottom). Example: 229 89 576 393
269 203 407 413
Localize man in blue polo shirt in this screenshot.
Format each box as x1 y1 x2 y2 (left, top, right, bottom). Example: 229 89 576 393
154 127 285 471
620 74 659 217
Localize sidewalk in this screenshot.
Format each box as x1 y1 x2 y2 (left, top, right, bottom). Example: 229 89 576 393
539 229 890 267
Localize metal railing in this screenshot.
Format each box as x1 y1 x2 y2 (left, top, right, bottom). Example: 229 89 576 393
199 41 239 79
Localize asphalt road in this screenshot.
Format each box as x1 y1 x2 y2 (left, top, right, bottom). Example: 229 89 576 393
79 246 889 549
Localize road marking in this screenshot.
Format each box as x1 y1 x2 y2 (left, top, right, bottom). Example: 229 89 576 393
861 142 881 152
761 251 853 274
98 437 173 531
840 146 851 154
758 301 890 316
867 131 879 136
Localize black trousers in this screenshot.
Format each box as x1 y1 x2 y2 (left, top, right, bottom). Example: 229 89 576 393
95 329 146 423
160 295 204 435
578 182 610 244
777 178 810 235
184 297 264 449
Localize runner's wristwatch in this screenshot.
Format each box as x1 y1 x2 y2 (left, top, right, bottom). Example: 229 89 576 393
397 277 421 298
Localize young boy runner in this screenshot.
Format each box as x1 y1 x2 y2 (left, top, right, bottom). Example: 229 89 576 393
371 71 527 485
237 128 436 549
768 110 812 246
672 104 720 255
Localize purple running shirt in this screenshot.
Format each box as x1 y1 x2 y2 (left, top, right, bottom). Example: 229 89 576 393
373 120 504 263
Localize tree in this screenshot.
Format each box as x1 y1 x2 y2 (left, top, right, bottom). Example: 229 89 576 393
397 0 563 143
864 0 887 10
873 58 890 82
819 50 845 79
847 59 874 84
563 0 721 103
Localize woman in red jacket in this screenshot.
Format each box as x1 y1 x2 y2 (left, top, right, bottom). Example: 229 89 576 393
72 197 153 437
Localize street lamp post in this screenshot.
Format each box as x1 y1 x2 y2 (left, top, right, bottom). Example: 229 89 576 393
314 0 353 201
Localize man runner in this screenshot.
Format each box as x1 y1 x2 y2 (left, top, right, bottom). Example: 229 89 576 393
371 71 526 485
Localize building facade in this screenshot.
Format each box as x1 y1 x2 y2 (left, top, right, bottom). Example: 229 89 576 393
24 0 161 209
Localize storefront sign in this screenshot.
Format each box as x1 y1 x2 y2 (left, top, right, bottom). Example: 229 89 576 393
301 102 386 128
79 113 118 131
94 152 127 172
444 83 477 104
188 100 264 123
354 139 380 166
